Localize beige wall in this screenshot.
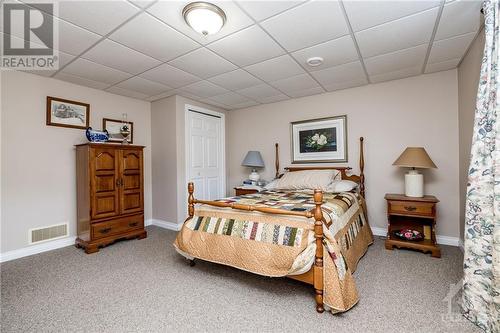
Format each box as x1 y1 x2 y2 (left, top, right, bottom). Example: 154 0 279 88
227 70 461 238
151 95 226 225
1 71 152 253
457 29 485 241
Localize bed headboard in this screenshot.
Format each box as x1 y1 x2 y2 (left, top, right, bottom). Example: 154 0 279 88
275 137 365 197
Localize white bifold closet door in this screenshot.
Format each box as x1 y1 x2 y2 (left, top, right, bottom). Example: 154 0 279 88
186 110 223 201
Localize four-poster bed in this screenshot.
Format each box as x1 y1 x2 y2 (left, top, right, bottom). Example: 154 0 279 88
174 137 372 314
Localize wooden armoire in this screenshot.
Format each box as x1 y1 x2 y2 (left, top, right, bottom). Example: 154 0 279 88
75 143 147 253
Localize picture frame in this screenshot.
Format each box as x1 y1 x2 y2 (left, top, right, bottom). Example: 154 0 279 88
290 115 347 163
103 118 134 144
46 96 90 130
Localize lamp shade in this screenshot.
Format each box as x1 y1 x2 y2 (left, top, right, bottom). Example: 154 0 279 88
392 147 437 169
242 151 264 168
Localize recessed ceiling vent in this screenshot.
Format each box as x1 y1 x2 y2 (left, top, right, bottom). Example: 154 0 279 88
29 223 68 244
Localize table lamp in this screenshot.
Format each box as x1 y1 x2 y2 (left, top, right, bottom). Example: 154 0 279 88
242 151 265 182
392 147 437 197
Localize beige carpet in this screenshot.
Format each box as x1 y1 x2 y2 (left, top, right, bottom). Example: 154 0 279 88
1 226 479 332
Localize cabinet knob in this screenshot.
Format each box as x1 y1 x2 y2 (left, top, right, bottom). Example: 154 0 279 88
99 227 112 234
129 222 138 227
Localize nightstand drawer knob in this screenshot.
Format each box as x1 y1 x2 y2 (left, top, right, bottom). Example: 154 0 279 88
404 206 417 212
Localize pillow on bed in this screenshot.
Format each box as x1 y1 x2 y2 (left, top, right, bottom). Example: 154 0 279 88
326 180 358 192
264 179 279 190
273 169 339 191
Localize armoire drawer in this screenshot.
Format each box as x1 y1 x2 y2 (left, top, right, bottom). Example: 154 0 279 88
91 214 144 239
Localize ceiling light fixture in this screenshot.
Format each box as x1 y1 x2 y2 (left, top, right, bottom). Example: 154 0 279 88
306 57 324 67
183 2 226 36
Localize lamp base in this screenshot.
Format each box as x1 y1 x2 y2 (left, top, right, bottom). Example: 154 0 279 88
405 170 423 197
249 169 260 182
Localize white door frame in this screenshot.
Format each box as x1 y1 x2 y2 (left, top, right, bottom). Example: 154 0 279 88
184 104 226 203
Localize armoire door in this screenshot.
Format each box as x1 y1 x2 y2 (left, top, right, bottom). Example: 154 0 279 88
119 149 143 215
90 147 120 220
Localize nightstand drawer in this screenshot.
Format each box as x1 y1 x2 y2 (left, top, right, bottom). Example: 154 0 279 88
388 201 434 216
235 188 258 196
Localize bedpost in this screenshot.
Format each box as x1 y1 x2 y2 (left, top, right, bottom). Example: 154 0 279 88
188 182 194 218
275 143 280 179
359 137 365 198
313 190 324 313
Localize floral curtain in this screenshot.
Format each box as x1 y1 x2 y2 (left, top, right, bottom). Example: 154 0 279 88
462 1 500 332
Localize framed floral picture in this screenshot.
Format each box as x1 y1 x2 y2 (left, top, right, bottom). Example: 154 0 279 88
290 115 347 163
46 96 90 129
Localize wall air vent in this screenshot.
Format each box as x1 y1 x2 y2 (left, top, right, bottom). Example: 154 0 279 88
29 223 68 244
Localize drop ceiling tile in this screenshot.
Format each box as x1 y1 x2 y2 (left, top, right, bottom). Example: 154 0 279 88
236 1 305 21
258 94 290 104
435 0 482 41
146 90 177 102
244 55 305 82
147 1 253 45
364 44 428 76
54 72 112 90
270 73 321 94
82 39 161 75
324 78 369 92
57 19 102 56
260 1 349 52
287 86 324 98
425 58 461 74
140 63 200 88
208 25 285 66
232 100 260 109
291 35 358 72
370 66 422 83
58 0 140 36
311 61 367 87
169 48 237 79
356 7 438 58
106 86 149 100
129 0 157 9
208 92 252 105
236 83 283 99
428 32 476 64
109 13 199 62
179 81 229 98
208 69 262 90
199 98 231 109
61 58 132 85
343 0 441 32
114 76 172 96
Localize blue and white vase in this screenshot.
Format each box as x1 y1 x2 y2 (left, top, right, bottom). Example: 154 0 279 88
86 127 109 143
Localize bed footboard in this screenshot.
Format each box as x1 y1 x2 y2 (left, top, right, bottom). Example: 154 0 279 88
185 182 325 313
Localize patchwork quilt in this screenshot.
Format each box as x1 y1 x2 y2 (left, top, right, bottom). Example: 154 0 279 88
174 190 373 313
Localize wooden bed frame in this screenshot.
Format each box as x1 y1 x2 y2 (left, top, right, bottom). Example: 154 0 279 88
185 137 366 313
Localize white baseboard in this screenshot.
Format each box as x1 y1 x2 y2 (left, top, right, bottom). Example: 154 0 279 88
148 219 182 231
0 236 77 263
371 226 460 247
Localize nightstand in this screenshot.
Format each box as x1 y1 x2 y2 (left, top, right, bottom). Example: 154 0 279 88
234 187 259 196
384 193 441 258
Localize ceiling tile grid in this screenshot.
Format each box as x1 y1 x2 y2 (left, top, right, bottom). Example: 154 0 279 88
13 0 483 110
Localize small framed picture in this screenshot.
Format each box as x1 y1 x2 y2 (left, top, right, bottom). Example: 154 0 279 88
291 115 347 163
103 118 134 144
46 96 90 129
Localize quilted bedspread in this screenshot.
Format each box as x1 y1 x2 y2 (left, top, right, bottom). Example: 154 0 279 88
174 190 373 313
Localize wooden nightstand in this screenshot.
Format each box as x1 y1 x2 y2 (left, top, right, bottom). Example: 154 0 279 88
384 193 441 258
234 187 259 196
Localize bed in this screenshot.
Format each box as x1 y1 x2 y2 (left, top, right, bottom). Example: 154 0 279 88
174 137 373 314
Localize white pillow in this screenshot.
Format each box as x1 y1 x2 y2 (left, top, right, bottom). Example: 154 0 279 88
326 180 358 192
264 179 279 190
274 170 339 191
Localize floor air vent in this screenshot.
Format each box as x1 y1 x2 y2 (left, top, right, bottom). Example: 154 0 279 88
29 223 68 244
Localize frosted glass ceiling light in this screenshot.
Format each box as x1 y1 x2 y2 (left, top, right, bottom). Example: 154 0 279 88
183 2 226 36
